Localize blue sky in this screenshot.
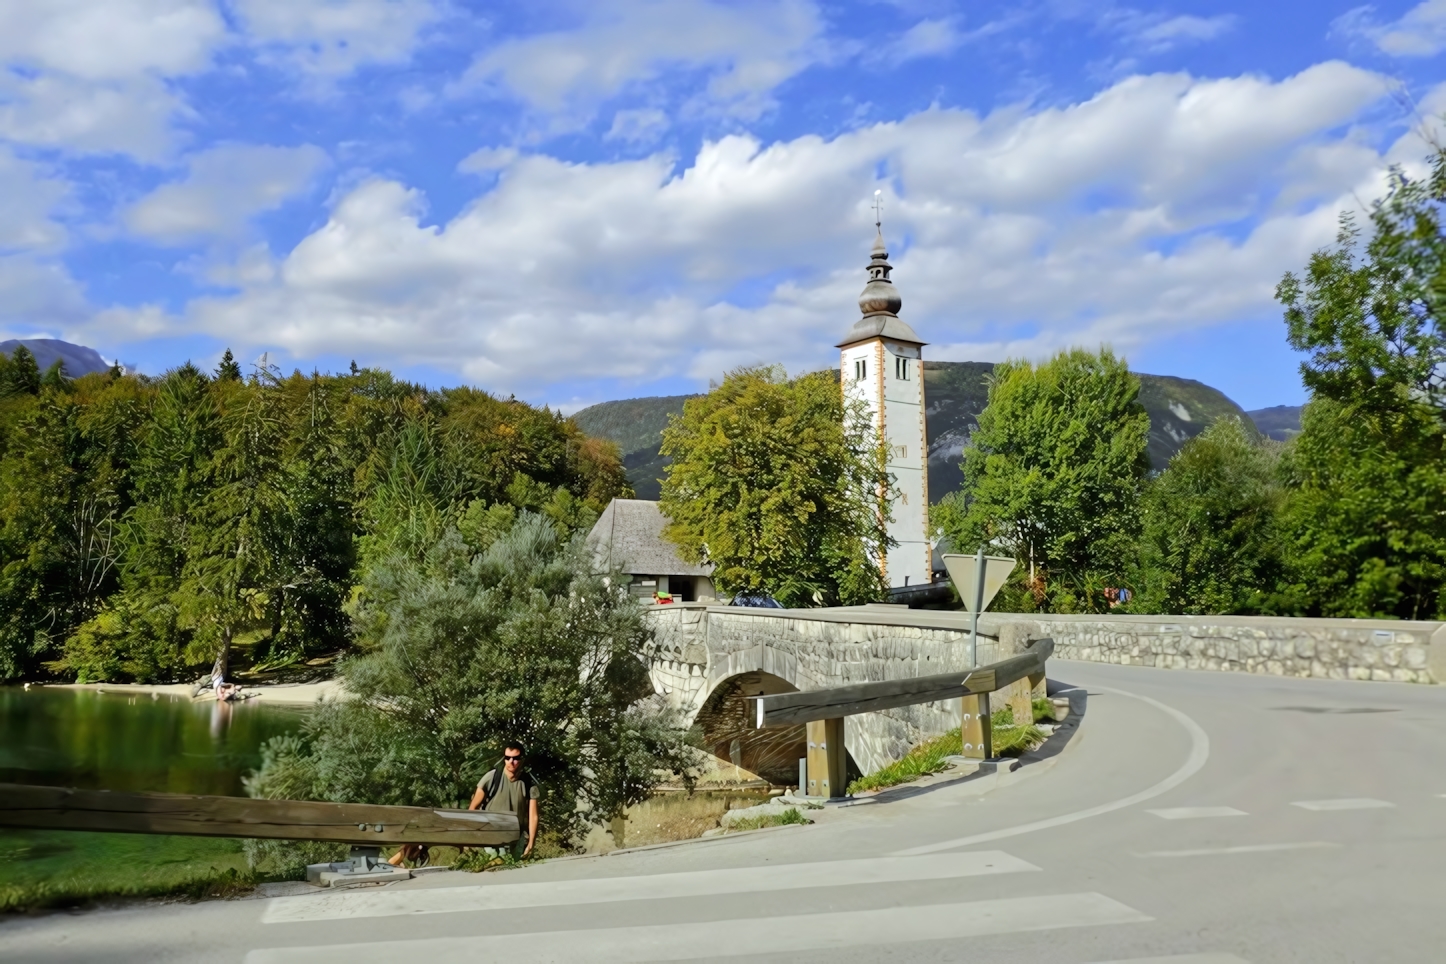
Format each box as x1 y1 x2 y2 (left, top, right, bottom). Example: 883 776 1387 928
2 1 1445 411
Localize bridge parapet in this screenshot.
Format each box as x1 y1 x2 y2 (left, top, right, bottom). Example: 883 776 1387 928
644 605 1446 779
644 604 1011 775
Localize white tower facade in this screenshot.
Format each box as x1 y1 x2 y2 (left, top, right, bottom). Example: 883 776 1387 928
838 223 931 590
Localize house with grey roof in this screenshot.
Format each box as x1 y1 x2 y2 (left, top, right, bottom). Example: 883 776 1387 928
588 499 715 602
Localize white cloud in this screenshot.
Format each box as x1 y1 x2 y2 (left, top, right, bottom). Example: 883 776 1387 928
1091 6 1238 55
0 147 86 336
159 63 1399 396
463 0 828 123
231 0 444 77
869 18 965 65
125 143 330 244
458 146 520 173
0 73 185 161
1335 1 1446 57
0 150 69 252
0 0 224 80
0 0 224 159
606 108 670 144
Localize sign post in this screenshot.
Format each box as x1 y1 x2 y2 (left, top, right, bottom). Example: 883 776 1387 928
941 551 1016 667
941 550 1017 760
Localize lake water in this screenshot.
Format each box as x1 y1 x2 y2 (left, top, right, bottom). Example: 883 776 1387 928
0 687 307 909
0 686 305 795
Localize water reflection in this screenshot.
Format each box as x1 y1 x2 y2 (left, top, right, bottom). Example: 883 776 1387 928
0 687 304 796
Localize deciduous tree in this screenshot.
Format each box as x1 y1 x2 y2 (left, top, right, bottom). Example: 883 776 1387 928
658 366 891 607
936 348 1149 612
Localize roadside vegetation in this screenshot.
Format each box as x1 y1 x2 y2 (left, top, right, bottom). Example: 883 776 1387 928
931 145 1446 621
245 514 700 847
847 699 1055 796
0 831 269 913
722 807 811 833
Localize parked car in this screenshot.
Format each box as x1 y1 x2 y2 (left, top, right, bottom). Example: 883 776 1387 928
728 592 783 608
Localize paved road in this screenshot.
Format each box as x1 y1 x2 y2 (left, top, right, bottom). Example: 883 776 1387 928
4 660 1445 963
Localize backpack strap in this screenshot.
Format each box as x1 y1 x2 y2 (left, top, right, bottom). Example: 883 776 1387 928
485 762 505 806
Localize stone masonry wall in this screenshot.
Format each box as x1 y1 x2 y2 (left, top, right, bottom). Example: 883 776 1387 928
644 605 1446 777
984 613 1446 685
645 604 1005 775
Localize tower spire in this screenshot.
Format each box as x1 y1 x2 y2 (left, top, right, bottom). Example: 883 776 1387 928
836 196 923 348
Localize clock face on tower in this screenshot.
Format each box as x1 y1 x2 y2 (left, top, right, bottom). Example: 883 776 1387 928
837 223 931 591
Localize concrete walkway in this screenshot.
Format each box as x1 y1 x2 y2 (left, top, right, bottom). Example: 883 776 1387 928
4 660 1445 962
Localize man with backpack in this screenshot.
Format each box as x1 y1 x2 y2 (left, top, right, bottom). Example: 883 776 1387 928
470 741 540 858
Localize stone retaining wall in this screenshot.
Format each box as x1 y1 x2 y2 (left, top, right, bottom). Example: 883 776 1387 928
983 612 1446 685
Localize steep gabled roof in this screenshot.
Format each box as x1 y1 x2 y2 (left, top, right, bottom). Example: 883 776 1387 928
588 499 713 577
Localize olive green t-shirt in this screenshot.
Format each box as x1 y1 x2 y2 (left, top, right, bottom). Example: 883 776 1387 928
477 769 540 833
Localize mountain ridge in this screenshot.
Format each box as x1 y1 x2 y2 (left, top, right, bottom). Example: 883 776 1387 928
574 361 1262 501
0 339 112 378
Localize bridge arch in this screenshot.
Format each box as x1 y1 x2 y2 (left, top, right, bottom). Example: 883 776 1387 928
693 670 805 786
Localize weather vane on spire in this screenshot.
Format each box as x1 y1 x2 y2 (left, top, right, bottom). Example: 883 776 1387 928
872 189 883 229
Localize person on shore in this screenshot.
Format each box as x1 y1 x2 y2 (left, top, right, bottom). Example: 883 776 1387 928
471 741 540 858
386 742 540 869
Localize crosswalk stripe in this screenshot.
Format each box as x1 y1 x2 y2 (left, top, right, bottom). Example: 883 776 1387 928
1290 798 1394 811
1085 955 1250 963
1135 842 1340 858
262 852 1039 924
1146 807 1247 820
247 892 1151 963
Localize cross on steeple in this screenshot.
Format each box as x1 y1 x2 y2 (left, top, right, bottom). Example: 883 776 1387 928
872 189 883 229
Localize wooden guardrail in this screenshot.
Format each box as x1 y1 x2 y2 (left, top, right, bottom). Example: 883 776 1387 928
0 783 519 847
751 638 1055 798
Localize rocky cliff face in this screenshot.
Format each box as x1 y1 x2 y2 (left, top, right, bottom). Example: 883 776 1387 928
573 362 1260 502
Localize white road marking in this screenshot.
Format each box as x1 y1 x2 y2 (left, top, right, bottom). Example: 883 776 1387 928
1086 955 1250 963
247 892 1151 963
896 684 1211 856
261 852 1039 924
1291 798 1395 811
1147 807 1247 820
1135 842 1341 858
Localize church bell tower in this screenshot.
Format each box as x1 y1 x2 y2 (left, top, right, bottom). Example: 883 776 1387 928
837 203 930 590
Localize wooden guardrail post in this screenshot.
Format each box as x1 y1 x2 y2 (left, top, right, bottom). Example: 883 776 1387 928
1007 677 1034 730
961 692 992 759
806 717 846 798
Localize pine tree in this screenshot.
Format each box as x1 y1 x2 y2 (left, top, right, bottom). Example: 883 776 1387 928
2 345 40 397
216 349 242 381
40 359 70 392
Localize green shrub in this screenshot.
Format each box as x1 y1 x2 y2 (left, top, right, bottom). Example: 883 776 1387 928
725 807 811 832
848 729 962 795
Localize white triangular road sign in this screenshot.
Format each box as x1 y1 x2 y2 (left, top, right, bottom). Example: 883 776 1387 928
941 553 1016 614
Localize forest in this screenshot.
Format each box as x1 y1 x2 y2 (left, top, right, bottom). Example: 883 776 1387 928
0 350 630 682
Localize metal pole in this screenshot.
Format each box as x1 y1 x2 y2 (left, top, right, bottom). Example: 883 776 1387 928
969 545 985 668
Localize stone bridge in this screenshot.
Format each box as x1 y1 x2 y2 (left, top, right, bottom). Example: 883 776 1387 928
643 603 1446 783
643 603 1021 782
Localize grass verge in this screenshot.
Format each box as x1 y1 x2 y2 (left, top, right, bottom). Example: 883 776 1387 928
847 728 962 795
722 807 811 832
0 830 270 914
846 706 1052 796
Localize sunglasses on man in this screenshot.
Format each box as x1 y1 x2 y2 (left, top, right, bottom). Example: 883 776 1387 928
504 754 523 762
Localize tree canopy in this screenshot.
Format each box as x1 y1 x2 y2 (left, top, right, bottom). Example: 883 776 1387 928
246 515 696 842
934 347 1150 613
0 356 631 681
1271 155 1446 620
1133 417 1288 615
658 365 891 607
